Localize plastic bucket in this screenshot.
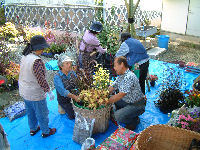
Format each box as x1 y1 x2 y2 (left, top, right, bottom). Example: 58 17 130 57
156 35 170 50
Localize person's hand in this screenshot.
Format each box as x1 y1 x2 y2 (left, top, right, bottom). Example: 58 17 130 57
47 91 55 101
74 95 80 102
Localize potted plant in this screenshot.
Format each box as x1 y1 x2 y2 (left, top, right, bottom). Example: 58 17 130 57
185 90 200 107
148 74 158 87
154 67 185 113
168 107 200 133
72 64 112 134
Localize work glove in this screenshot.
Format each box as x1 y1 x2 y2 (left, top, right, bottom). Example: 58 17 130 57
47 91 55 101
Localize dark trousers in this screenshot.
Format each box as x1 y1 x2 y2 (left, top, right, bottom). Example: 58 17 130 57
56 91 75 120
114 99 146 125
139 60 149 95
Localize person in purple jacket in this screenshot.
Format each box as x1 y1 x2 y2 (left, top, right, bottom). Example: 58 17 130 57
79 21 106 69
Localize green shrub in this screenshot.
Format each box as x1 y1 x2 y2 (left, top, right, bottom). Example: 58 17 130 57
97 23 121 55
0 22 18 40
0 6 6 25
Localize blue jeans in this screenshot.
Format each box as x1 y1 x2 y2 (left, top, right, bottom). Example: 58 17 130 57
114 98 146 125
24 99 50 134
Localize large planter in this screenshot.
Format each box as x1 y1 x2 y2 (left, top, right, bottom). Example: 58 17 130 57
72 102 111 134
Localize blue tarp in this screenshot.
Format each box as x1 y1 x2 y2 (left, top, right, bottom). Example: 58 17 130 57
0 59 198 150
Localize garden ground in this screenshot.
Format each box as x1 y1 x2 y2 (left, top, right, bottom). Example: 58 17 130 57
0 31 200 118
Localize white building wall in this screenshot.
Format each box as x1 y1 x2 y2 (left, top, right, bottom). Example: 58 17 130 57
161 0 189 34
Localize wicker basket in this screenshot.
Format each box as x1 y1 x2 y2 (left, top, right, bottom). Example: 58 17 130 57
72 103 111 134
192 75 200 94
135 124 200 150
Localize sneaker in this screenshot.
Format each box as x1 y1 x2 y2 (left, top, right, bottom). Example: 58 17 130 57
30 126 40 136
42 128 56 138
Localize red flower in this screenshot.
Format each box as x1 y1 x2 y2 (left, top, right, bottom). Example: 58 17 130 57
148 75 158 81
0 80 5 85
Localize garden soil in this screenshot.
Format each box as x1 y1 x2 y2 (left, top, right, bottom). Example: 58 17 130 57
1 31 200 118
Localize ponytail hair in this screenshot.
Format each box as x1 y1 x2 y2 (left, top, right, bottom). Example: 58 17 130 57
22 43 32 56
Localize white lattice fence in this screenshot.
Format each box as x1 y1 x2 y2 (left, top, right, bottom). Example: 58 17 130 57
4 4 161 33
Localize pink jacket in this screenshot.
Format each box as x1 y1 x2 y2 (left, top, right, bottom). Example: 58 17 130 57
79 30 106 53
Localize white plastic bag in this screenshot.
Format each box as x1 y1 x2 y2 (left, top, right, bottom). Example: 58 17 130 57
81 138 95 150
72 112 95 144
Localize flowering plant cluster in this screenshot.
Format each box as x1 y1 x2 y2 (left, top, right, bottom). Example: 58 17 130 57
185 90 200 107
175 109 200 133
176 114 194 130
190 109 200 132
0 42 20 91
93 64 112 90
0 22 18 40
148 74 158 81
77 64 112 109
79 89 109 109
24 26 44 42
5 61 20 81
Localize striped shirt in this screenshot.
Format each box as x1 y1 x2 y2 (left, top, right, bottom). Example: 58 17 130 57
33 59 50 93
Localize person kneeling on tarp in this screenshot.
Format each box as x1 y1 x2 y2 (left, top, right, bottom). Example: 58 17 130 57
54 55 79 120
108 56 146 130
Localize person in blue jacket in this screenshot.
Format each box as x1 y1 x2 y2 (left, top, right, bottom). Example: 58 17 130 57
54 55 79 120
115 32 149 94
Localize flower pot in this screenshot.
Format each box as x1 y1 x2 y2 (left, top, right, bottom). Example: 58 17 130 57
150 80 155 87
72 101 111 134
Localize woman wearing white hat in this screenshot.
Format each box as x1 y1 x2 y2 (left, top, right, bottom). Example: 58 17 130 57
54 55 79 120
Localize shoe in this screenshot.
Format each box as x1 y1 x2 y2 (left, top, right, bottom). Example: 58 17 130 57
58 104 66 114
42 128 56 138
125 117 140 131
30 126 40 136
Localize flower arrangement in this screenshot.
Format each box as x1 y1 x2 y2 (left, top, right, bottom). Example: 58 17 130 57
185 90 200 107
76 64 112 110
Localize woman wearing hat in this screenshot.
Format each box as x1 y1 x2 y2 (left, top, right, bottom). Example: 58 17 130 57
54 55 79 120
79 21 106 69
18 35 56 138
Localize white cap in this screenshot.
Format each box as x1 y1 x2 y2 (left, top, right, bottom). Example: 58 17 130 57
58 55 74 68
62 56 74 63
